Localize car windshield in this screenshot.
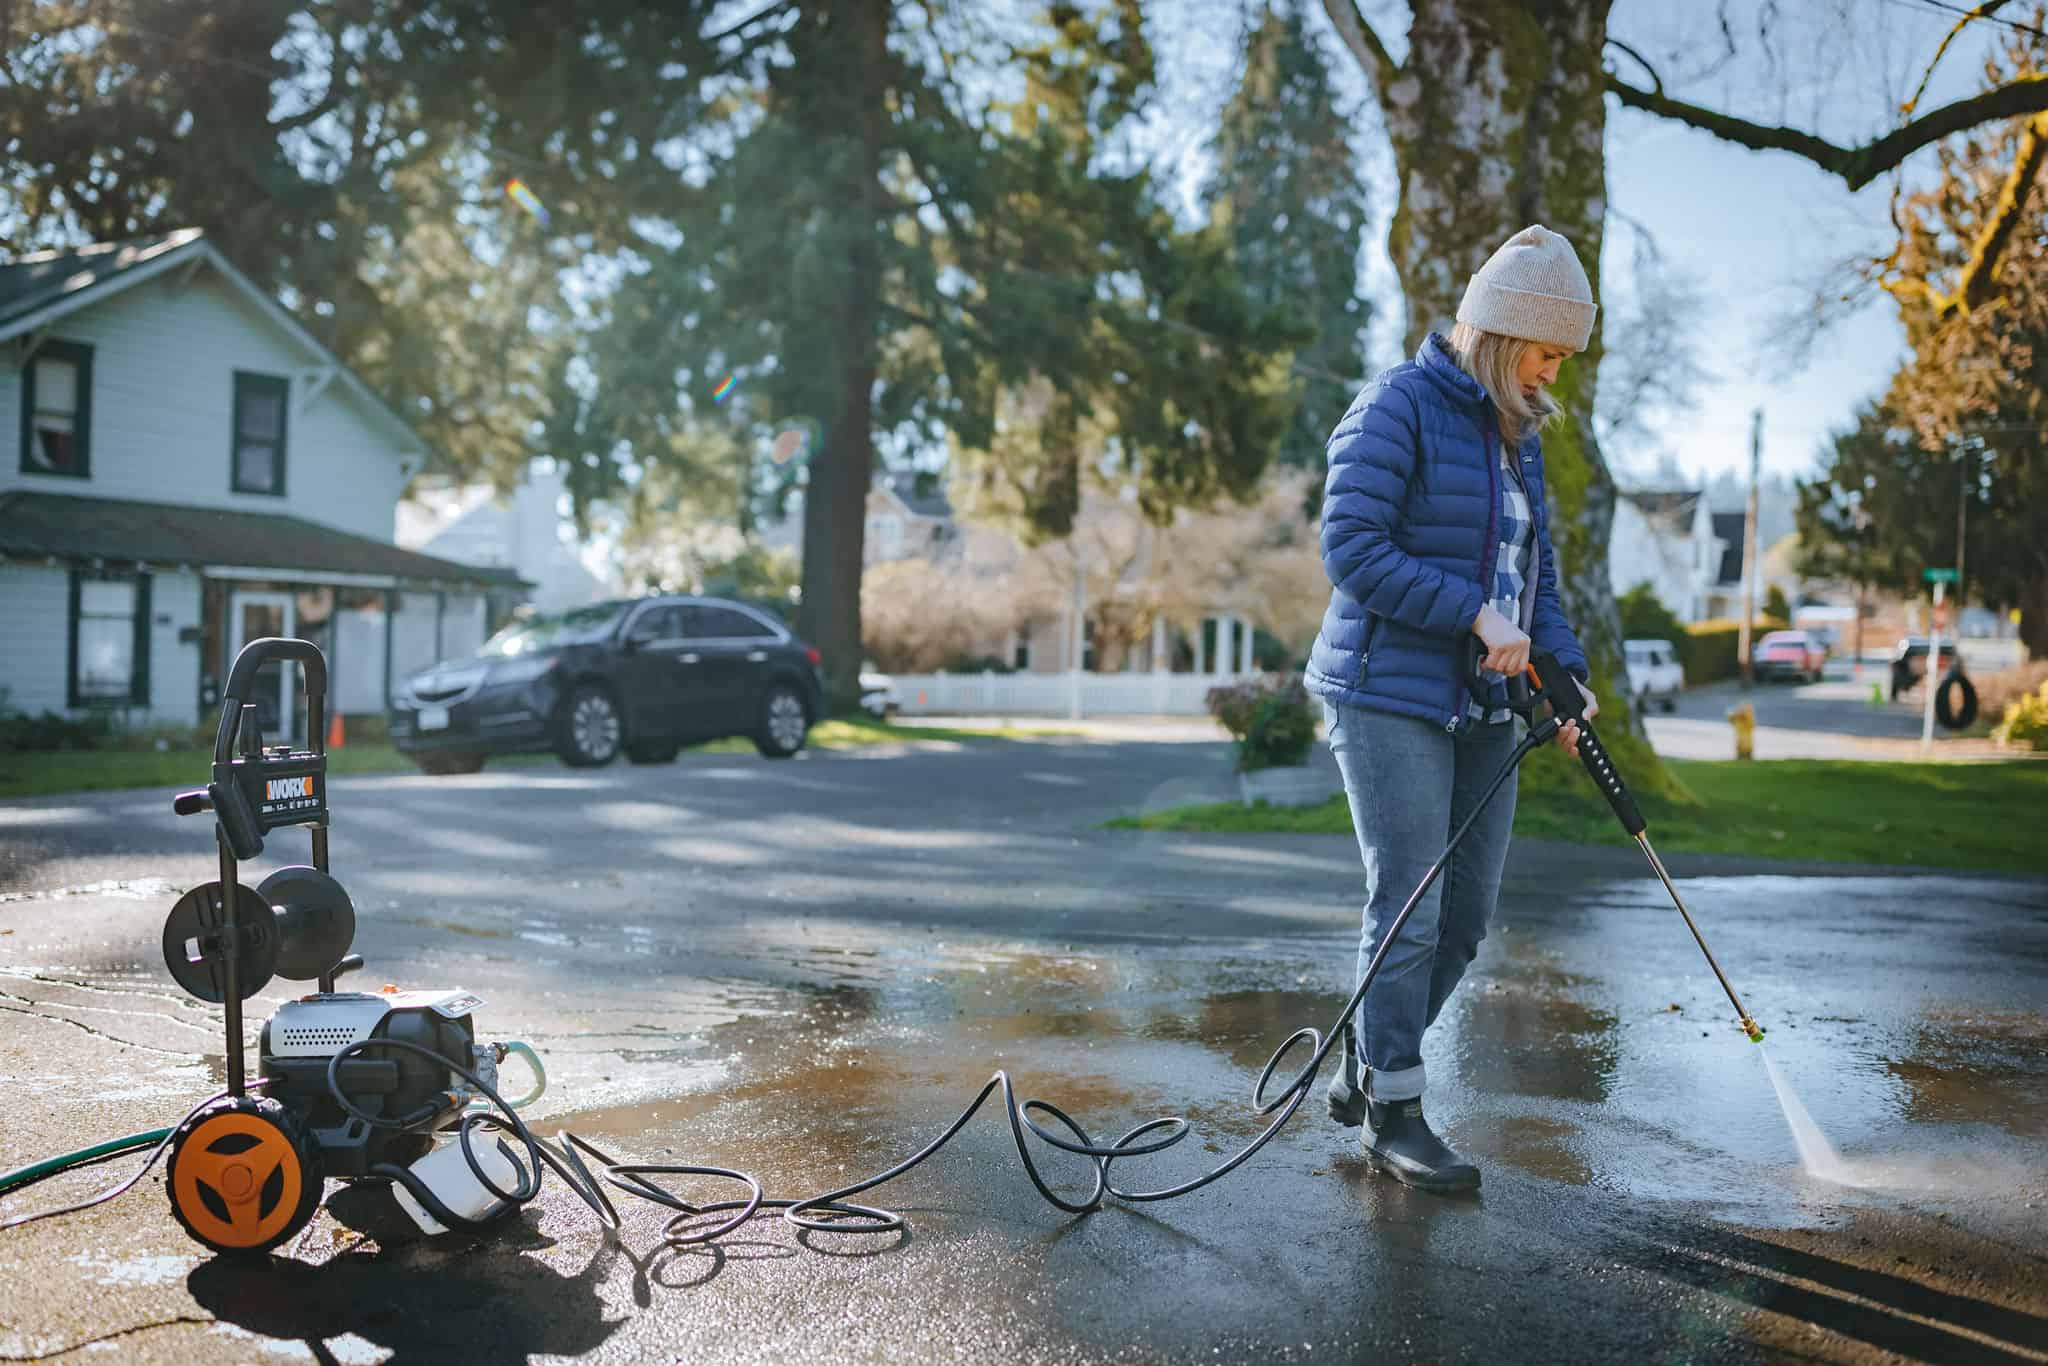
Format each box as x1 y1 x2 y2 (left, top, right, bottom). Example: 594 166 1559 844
479 602 630 657
1761 632 1804 646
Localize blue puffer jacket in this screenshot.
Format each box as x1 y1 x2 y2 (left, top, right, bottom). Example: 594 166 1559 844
1305 333 1589 731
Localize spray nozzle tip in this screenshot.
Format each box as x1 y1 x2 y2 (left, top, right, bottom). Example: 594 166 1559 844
1742 1019 1766 1043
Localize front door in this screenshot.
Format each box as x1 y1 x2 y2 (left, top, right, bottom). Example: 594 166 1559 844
228 590 297 743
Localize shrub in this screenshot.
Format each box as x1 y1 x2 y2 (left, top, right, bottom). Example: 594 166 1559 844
1993 679 2048 751
1679 616 1791 686
1617 581 1686 645
1206 673 1316 772
1974 659 2048 724
0 707 113 753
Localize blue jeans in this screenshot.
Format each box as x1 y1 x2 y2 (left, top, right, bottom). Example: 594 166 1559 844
1324 702 1520 1102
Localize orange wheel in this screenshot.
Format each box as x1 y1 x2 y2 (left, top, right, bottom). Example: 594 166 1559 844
167 1098 322 1255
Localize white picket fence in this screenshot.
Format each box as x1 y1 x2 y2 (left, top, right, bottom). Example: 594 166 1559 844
890 670 1259 717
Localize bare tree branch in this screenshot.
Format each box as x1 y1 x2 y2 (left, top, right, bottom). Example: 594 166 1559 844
1603 37 1665 96
1964 111 2048 310
1885 110 2048 316
1318 0 1398 89
1904 0 2018 116
707 0 796 44
1605 68 2048 190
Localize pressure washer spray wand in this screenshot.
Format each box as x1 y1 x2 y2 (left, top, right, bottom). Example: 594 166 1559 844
1516 653 1766 1044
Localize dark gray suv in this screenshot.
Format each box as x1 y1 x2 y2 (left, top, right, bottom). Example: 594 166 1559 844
391 596 825 774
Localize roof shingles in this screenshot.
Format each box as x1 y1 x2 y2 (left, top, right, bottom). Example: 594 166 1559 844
0 491 522 586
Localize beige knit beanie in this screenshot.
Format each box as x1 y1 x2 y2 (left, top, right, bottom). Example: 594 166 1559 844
1455 225 1596 351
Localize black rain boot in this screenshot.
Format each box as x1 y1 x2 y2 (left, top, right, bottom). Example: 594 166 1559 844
1363 1098 1481 1193
1326 1024 1368 1127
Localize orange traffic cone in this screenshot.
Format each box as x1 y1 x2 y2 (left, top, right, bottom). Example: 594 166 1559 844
327 710 346 750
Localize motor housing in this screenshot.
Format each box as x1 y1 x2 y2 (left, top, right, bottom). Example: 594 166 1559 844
259 988 493 1177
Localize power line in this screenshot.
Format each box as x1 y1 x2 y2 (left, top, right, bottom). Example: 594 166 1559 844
1874 0 2048 42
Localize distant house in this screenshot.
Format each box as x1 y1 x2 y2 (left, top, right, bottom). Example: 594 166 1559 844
396 459 613 617
765 471 1262 677
1704 510 1749 619
864 471 956 566
758 472 955 568
1607 489 1723 623
0 231 522 737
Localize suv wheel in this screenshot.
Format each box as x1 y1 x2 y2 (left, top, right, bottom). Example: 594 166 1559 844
754 684 809 759
556 684 622 767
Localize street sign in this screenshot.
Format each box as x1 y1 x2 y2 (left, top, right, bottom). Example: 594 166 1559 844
1925 567 1959 583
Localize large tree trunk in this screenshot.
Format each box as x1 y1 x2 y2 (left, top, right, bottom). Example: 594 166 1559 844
795 0 889 714
2020 575 2048 660
1371 1 1655 762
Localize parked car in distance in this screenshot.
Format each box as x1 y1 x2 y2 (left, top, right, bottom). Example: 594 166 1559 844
1623 638 1684 713
859 662 901 720
392 595 825 774
1889 636 1963 700
1752 629 1827 683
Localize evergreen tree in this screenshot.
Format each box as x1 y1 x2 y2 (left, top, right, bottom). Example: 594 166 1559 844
1203 0 1370 479
560 2 1299 707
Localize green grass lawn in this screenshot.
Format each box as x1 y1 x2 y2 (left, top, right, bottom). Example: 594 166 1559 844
1112 757 2048 877
0 717 1053 800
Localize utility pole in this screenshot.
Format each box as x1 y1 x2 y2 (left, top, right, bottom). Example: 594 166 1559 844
1737 409 1762 690
1957 440 1975 607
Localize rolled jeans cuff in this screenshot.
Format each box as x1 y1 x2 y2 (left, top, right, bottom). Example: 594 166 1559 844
1370 1062 1425 1102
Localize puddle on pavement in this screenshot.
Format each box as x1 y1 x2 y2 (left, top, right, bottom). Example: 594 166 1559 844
557 1044 1163 1206
1881 1010 2048 1139
1482 1115 1594 1187
1141 988 1348 1074
520 928 2048 1241
1446 966 1619 1106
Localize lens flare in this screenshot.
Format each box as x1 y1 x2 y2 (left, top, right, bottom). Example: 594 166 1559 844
503 178 550 227
712 376 736 403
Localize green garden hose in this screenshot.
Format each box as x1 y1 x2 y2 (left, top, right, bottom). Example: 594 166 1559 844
0 1128 171 1197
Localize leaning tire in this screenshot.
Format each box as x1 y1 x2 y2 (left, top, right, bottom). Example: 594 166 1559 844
167 1096 322 1256
556 684 622 767
1934 670 1979 731
415 750 486 776
754 683 810 759
626 740 680 764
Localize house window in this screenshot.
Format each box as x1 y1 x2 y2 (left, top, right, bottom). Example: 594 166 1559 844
69 570 151 707
1013 623 1032 671
868 513 902 559
231 371 290 494
20 340 93 478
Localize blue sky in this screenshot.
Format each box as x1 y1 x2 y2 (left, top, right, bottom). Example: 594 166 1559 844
1144 0 2014 486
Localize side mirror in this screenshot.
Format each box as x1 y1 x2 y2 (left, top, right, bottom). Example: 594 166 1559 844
620 635 642 654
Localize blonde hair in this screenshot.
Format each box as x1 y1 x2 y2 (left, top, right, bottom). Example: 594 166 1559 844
1447 321 1562 447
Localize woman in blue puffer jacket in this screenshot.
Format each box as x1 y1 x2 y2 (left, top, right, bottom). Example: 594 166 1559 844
1307 224 1600 1194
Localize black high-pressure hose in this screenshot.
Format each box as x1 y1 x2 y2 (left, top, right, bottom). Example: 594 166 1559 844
311 711 1567 1252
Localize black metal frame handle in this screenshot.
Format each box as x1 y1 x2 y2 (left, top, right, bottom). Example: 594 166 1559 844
213 637 329 765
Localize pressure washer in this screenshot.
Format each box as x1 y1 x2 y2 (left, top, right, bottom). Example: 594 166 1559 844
2 635 1766 1259
1 640 547 1254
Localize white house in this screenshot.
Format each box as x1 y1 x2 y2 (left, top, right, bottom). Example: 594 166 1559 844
0 231 523 738
396 459 613 615
1607 488 1724 623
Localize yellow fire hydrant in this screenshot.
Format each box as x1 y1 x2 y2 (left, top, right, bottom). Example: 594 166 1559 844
1727 702 1756 761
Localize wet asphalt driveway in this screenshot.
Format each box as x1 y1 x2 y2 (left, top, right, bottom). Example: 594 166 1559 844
2 731 2046 1364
